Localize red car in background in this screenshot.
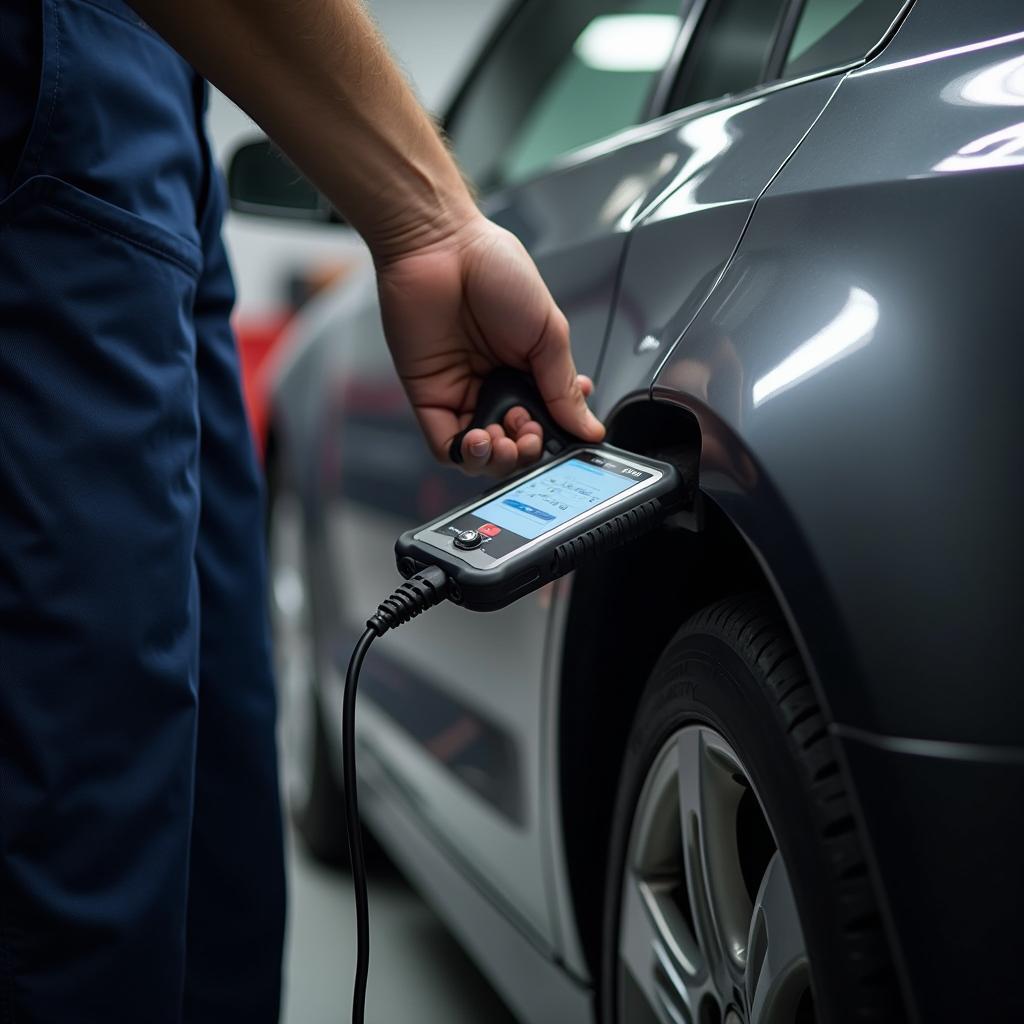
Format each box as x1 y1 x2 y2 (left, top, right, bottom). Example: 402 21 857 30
231 236 356 458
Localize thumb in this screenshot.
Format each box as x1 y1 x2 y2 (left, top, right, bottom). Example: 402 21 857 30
529 314 605 443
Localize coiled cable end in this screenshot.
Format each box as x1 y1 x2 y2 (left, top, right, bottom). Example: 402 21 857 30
367 565 451 635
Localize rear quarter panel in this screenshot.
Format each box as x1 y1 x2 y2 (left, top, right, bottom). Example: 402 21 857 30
654 0 1024 745
648 6 1024 1015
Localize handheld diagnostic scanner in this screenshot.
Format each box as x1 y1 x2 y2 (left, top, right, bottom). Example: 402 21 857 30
396 443 684 610
343 369 693 1024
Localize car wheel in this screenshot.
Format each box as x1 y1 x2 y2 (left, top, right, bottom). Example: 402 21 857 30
268 480 349 865
601 594 901 1024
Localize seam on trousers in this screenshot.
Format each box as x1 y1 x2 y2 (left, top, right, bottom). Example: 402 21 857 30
25 0 62 182
45 200 202 276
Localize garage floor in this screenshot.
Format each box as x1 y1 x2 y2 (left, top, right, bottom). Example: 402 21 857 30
281 832 518 1023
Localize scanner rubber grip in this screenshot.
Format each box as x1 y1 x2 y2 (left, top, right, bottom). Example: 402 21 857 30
549 498 667 576
448 368 577 464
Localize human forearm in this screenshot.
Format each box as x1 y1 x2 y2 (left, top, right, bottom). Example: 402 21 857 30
133 0 604 470
130 0 477 260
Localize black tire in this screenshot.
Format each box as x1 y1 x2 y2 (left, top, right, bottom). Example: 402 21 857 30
292 690 351 866
265 447 350 866
601 593 902 1024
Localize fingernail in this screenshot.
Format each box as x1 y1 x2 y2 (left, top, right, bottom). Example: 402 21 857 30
470 439 490 457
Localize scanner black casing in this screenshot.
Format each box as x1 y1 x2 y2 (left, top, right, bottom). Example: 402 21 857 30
395 445 688 612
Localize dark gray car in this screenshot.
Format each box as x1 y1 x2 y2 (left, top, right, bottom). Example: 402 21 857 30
235 1 1024 1020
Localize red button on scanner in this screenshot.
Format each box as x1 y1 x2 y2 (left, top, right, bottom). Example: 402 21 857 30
479 523 501 538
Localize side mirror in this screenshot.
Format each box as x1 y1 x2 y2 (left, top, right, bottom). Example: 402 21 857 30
227 138 343 224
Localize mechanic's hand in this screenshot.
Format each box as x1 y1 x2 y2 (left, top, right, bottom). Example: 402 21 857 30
376 214 605 476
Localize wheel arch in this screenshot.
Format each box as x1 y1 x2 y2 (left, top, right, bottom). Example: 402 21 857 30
555 395 858 979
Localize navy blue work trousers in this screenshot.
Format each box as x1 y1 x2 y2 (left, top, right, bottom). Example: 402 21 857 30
0 1 286 1020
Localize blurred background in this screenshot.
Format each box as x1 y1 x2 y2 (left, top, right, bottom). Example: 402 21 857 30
206 2 513 1021
208 0 506 459
195 3 1024 1022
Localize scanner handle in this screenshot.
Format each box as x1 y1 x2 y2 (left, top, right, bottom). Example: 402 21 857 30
448 368 579 464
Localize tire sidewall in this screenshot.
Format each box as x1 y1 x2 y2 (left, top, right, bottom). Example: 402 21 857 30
600 628 848 1023
266 450 350 864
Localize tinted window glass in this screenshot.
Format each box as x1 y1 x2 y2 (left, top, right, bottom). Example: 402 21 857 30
783 0 905 78
449 0 684 191
669 0 789 112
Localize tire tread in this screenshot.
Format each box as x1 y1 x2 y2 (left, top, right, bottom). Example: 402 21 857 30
675 594 901 1019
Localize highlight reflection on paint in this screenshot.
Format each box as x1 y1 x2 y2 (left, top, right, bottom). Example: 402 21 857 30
752 287 878 407
942 53 1024 107
934 121 1024 173
860 29 1024 76
643 100 762 224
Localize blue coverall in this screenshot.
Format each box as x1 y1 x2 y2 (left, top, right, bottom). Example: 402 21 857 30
0 1 287 1019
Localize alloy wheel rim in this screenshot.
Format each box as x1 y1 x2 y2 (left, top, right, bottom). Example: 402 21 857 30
268 491 317 813
618 725 814 1024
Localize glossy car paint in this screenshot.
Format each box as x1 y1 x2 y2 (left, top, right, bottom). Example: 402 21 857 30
652 1 1024 743
645 2 1024 1017
266 0 1024 1020
305 38 848 988
591 74 842 415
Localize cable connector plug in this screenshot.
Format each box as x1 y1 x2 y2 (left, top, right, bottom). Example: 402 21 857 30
367 565 450 635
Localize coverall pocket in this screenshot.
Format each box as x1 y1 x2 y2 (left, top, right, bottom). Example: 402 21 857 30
0 173 203 276
0 169 205 1018
0 170 202 655
8 0 207 252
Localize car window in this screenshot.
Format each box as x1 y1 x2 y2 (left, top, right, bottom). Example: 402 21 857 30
448 0 685 192
667 0 790 112
782 0 905 78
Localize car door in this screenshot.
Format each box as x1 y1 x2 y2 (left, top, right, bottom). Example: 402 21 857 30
596 0 913 413
323 0 867 963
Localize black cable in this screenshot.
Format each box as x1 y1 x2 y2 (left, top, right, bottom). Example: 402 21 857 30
343 626 377 1024
342 566 451 1024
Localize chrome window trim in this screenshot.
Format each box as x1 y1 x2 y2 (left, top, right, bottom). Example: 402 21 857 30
481 60 857 201
474 0 914 201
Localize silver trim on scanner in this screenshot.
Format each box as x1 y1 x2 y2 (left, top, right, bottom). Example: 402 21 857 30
412 448 665 570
